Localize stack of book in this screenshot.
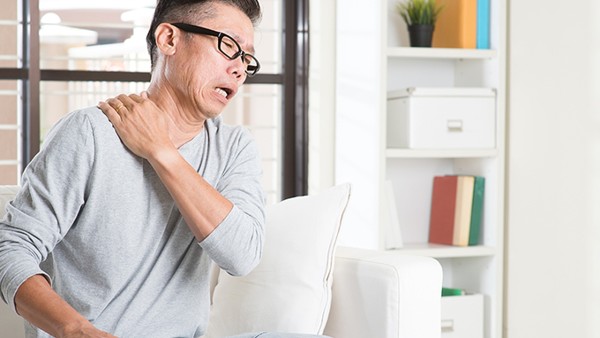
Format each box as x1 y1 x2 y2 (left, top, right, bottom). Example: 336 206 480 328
428 175 485 246
432 0 490 49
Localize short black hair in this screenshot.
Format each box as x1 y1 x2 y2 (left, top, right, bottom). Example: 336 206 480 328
146 0 262 70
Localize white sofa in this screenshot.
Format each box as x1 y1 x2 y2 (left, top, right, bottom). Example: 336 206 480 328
0 185 442 338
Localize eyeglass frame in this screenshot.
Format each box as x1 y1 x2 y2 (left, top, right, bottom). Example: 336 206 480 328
170 22 261 76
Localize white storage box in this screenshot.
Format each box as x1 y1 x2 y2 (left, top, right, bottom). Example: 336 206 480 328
441 294 484 338
387 88 496 149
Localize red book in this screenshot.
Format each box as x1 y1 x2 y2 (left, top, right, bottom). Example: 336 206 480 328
429 176 458 245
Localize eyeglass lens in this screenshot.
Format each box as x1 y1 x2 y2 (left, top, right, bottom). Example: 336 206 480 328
219 35 259 75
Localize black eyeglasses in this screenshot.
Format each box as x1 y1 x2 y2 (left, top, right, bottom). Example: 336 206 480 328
171 22 260 76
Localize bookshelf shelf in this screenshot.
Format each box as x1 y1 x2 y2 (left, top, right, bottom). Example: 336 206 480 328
386 148 498 159
392 244 496 258
387 47 497 59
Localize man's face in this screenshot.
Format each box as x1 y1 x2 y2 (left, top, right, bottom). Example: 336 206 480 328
169 3 256 120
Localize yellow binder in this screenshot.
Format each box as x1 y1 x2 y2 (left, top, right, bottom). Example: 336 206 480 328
433 0 477 48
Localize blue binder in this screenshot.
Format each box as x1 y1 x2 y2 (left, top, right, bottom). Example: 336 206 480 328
476 0 490 49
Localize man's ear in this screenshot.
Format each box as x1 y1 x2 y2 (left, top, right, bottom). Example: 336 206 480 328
154 23 179 56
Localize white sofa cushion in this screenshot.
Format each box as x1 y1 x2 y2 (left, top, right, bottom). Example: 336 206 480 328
204 183 351 337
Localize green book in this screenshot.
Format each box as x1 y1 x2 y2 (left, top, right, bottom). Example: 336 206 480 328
442 287 466 296
469 176 485 246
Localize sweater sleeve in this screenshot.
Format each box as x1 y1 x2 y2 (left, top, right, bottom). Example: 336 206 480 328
0 110 95 312
199 127 265 276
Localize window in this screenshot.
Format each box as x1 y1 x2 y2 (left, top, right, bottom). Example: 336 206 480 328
0 0 22 185
0 0 308 201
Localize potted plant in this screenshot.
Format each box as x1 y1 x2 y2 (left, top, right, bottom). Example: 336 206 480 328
396 0 443 47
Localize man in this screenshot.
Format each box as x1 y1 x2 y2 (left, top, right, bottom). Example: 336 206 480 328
0 1 270 336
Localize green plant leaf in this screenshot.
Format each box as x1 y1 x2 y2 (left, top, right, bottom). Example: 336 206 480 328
396 0 443 26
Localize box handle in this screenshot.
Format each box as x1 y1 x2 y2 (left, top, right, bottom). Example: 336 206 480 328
441 319 455 332
447 119 463 132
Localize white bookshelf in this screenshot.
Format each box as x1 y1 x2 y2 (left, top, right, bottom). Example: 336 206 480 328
335 0 506 337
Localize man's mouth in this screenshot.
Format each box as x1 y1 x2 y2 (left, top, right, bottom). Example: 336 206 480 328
215 87 233 99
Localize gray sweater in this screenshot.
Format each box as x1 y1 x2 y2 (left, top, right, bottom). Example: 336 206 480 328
0 107 265 337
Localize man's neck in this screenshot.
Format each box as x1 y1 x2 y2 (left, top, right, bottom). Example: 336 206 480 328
146 83 206 149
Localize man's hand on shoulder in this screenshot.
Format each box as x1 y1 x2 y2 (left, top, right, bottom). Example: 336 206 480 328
97 92 175 160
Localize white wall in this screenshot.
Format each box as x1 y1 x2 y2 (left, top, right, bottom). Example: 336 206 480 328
308 0 337 195
506 0 600 337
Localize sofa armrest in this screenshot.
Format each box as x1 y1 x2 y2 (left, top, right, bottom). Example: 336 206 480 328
324 246 442 338
0 303 25 338
0 185 25 337
0 185 19 219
